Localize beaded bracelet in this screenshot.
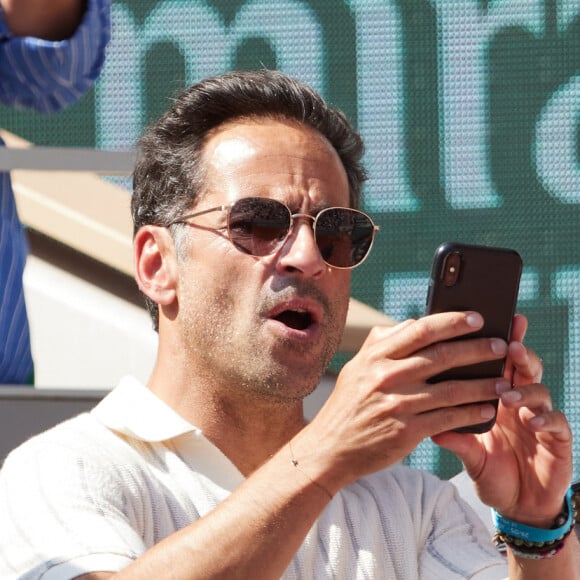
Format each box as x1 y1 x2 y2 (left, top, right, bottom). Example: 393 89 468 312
492 487 577 559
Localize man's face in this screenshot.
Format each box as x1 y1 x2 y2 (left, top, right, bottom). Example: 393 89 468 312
174 118 352 401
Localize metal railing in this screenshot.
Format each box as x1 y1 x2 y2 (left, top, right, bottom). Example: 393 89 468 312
0 145 135 174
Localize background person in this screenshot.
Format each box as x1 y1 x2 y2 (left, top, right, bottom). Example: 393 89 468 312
0 0 111 384
0 69 576 579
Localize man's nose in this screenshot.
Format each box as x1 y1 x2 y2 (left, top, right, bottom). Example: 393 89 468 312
275 215 326 278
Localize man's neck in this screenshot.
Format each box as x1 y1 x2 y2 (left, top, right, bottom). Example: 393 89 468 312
199 396 306 476
147 365 308 476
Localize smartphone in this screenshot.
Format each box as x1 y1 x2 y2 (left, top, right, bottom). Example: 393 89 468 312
425 242 523 433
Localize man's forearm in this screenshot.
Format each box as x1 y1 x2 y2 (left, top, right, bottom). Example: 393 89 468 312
82 433 334 579
1 0 87 40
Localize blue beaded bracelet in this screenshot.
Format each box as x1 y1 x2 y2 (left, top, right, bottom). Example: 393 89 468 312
492 487 574 544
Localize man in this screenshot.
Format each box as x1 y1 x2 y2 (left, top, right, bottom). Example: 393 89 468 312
0 0 110 384
0 69 576 579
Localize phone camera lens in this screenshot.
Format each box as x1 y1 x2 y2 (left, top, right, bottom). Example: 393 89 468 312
443 252 461 287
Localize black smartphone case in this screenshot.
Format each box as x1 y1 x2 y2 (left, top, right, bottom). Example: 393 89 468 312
425 242 523 433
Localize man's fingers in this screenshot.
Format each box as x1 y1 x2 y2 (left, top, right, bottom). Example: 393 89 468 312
507 340 543 384
500 384 572 444
500 383 551 411
364 311 485 360
400 377 508 415
503 385 569 429
509 313 528 343
527 410 572 439
421 401 497 439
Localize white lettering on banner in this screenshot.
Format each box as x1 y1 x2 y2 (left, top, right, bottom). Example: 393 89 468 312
553 269 580 471
97 0 324 153
433 0 544 209
96 0 580 212
535 75 580 203
517 270 540 303
383 274 428 322
558 0 580 30
96 3 141 154
350 0 419 212
96 0 580 210
233 0 324 88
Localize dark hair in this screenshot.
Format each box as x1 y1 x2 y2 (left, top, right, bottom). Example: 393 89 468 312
132 69 367 329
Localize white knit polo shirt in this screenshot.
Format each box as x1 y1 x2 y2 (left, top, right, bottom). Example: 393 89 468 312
0 376 507 579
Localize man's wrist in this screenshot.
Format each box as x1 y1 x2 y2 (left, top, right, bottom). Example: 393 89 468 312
492 487 577 559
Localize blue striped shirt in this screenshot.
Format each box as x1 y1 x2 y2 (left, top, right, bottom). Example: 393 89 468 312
0 0 111 384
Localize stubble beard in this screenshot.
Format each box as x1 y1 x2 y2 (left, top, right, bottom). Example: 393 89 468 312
179 283 346 404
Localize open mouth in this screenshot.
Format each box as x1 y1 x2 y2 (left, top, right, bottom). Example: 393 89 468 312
273 309 314 330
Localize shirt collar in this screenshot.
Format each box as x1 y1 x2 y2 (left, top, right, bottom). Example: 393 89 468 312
91 375 202 442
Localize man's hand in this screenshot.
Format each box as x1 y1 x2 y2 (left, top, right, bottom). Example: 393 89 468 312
433 314 573 528
303 311 512 494
1 0 87 40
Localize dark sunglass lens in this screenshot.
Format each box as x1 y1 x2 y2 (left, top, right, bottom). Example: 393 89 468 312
228 198 291 256
315 209 374 268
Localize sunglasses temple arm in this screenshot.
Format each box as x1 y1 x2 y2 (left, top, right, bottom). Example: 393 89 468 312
167 204 229 227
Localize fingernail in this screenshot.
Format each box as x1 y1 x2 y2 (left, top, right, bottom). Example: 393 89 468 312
495 379 511 395
530 416 546 429
502 389 522 403
481 405 496 419
466 313 483 328
491 339 507 355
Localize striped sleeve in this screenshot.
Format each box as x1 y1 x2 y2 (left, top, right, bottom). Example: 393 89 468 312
0 0 111 113
0 0 111 384
0 168 32 384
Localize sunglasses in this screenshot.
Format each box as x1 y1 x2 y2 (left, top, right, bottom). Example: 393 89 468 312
168 197 379 269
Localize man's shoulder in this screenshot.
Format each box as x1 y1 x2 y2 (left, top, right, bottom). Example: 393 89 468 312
2 411 116 469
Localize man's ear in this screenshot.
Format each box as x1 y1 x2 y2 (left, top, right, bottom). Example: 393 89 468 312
134 226 178 306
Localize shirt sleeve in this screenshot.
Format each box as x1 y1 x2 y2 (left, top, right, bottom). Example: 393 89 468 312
0 425 144 578
0 0 111 113
412 470 508 579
